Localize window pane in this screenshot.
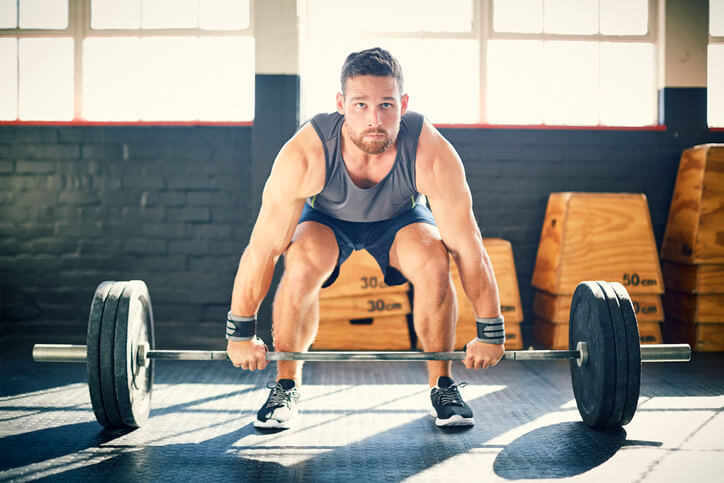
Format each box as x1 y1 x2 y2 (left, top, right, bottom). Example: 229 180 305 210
19 0 68 29
600 0 647 35
83 38 142 121
142 0 197 29
544 0 597 34
0 0 17 28
487 40 543 124
493 0 543 33
19 37 73 120
600 42 654 125
709 44 724 127
712 0 724 36
301 39 477 123
91 0 141 29
199 0 249 30
140 37 198 120
543 41 598 125
0 38 17 120
305 0 472 34
197 37 254 120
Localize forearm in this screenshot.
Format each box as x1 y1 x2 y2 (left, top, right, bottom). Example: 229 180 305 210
229 243 282 317
450 239 502 319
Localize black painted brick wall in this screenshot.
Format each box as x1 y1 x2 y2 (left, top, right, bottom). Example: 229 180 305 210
2 123 724 348
0 126 252 347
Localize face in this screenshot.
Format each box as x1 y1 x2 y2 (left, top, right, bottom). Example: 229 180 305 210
336 75 409 155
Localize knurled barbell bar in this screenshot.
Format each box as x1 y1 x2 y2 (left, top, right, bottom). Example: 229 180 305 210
32 280 691 431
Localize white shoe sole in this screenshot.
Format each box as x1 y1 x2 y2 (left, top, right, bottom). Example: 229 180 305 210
253 418 293 429
431 409 475 427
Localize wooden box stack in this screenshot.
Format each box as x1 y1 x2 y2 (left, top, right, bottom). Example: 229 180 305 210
313 250 413 350
450 238 524 350
660 145 724 351
531 193 665 349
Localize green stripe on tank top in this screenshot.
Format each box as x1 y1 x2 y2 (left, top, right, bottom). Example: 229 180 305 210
411 195 416 208
310 194 317 208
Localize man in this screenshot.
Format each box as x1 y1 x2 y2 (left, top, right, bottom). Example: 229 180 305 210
226 47 505 429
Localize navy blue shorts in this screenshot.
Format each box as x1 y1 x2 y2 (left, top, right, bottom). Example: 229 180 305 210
297 203 438 288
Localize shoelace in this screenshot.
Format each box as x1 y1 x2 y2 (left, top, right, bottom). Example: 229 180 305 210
436 382 468 406
265 382 297 408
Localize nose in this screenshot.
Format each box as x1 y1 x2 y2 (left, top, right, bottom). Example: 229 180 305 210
367 107 383 128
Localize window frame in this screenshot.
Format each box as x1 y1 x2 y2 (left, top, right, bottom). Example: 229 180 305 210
0 0 255 124
709 1 724 129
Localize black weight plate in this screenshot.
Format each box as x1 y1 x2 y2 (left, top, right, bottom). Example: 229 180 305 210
86 281 114 428
99 281 128 428
569 281 617 428
114 280 155 428
610 282 641 426
596 281 628 428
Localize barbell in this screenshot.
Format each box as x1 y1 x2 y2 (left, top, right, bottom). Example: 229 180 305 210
32 280 691 431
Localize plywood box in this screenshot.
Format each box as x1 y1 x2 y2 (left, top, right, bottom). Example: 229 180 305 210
661 261 724 294
662 292 724 323
320 250 409 299
661 144 724 264
662 319 724 352
453 321 523 351
312 315 411 350
533 290 664 323
534 318 661 349
319 292 411 321
532 193 663 295
451 238 524 326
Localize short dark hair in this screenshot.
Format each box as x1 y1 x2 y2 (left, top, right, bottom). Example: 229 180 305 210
340 47 404 95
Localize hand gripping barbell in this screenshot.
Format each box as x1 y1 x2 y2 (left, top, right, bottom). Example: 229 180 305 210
32 280 690 430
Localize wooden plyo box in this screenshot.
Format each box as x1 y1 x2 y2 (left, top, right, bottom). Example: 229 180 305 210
661 144 724 264
662 292 724 323
533 290 664 323
320 250 409 300
319 292 411 321
450 238 524 349
662 319 724 352
661 261 724 294
532 193 663 295
311 315 412 350
533 318 662 350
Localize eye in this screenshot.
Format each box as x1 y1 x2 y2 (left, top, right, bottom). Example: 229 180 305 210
382 103 393 109
355 102 366 109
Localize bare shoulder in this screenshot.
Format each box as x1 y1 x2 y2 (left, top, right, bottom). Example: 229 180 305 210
415 119 464 195
270 123 326 199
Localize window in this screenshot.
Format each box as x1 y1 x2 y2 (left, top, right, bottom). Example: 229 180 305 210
0 0 254 122
300 0 657 126
299 0 479 124
709 0 724 127
488 0 656 126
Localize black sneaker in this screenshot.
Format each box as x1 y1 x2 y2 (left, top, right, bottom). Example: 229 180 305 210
430 376 474 427
254 379 300 429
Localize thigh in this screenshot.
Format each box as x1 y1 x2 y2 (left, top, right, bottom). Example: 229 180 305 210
287 221 340 275
387 222 450 284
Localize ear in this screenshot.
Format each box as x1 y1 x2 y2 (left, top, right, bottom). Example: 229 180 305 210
336 92 345 115
400 93 409 116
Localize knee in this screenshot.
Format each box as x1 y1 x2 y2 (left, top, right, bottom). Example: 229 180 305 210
410 244 453 301
283 244 337 295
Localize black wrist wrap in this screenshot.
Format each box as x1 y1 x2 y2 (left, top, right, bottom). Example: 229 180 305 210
226 312 256 341
476 316 505 344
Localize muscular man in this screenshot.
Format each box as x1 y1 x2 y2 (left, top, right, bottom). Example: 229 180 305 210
226 47 504 429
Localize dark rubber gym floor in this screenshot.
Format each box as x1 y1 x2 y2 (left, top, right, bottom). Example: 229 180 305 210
1 339 722 482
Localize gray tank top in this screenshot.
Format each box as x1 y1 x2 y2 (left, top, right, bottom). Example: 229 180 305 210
307 111 426 222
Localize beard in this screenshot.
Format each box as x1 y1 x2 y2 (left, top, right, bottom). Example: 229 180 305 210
347 125 398 155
